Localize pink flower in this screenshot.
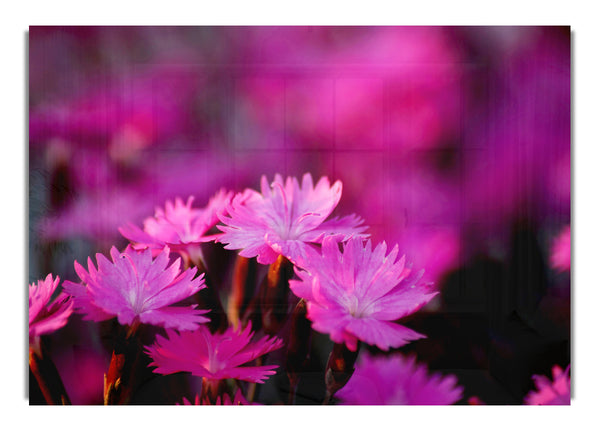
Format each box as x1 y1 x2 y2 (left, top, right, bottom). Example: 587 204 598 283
179 390 253 405
119 189 233 259
524 365 570 405
550 226 571 272
63 246 208 331
145 323 283 385
218 173 368 266
29 274 73 344
179 395 200 405
289 236 437 351
336 353 463 405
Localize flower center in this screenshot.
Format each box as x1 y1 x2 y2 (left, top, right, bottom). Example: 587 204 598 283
346 295 366 318
275 224 293 241
128 280 149 315
207 340 225 373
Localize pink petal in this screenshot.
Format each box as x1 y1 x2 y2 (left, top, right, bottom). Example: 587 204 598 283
345 318 426 351
140 306 210 331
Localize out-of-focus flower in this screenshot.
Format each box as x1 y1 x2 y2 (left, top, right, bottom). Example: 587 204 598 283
524 365 570 405
120 190 233 260
289 236 436 351
325 161 464 286
462 28 570 239
29 274 73 344
145 323 283 385
550 226 571 272
63 246 208 331
218 173 368 266
234 27 463 153
388 226 461 286
37 152 242 243
38 189 150 242
336 352 463 405
29 65 201 150
179 390 253 405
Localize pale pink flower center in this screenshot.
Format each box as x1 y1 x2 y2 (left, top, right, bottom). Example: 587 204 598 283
388 389 408 404
206 337 228 373
175 223 195 243
274 220 293 240
344 294 371 318
274 211 320 241
121 253 148 314
127 280 149 314
163 214 195 242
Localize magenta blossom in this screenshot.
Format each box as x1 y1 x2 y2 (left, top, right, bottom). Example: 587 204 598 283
550 226 571 272
179 390 253 405
289 236 437 351
29 274 73 344
120 189 233 260
336 353 463 405
179 395 200 405
524 365 570 405
145 323 283 387
218 173 368 266
63 246 208 331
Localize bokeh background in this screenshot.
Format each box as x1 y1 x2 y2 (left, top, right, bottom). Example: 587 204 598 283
28 26 570 404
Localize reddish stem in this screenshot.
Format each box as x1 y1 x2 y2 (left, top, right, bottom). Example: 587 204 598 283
103 324 142 405
228 256 257 329
285 299 312 404
260 255 294 335
29 346 71 405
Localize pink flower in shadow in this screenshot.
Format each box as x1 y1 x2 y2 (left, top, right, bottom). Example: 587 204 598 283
179 389 255 405
29 274 73 344
337 352 463 405
145 323 283 387
218 173 367 266
120 189 233 261
550 226 571 272
289 236 437 351
63 246 208 331
524 365 570 405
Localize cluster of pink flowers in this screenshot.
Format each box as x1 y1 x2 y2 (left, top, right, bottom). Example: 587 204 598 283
28 172 570 406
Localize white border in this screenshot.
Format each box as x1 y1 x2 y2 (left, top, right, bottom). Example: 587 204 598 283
4 1 599 430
